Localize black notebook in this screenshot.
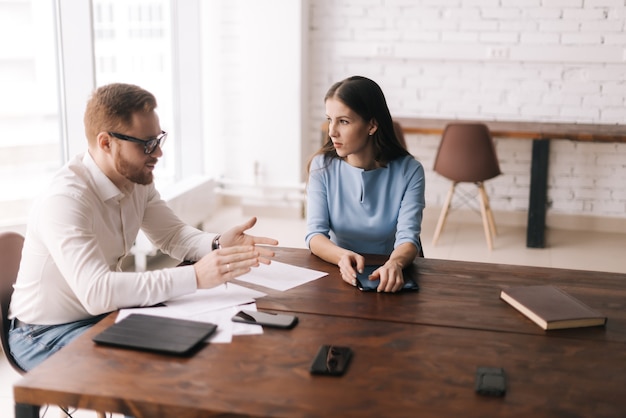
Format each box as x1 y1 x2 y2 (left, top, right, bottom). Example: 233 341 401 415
93 313 217 356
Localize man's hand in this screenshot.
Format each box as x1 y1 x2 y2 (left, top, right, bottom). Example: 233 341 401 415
194 217 278 288
193 245 262 288
219 217 278 263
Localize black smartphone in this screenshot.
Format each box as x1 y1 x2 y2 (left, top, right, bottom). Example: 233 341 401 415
475 367 506 396
231 310 298 329
310 345 353 376
355 265 419 292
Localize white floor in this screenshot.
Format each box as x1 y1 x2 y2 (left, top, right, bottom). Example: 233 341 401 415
2 205 624 417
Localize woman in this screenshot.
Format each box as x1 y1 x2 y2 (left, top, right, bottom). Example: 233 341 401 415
305 76 425 293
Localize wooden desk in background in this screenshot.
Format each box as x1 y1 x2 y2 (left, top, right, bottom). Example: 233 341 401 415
14 248 626 417
324 118 626 248
395 117 626 249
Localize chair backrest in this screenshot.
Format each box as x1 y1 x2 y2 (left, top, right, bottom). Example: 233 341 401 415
433 123 502 183
0 231 26 374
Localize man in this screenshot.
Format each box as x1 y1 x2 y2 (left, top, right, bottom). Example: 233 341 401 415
8 83 278 371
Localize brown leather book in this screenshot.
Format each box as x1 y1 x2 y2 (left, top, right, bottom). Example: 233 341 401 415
500 285 607 330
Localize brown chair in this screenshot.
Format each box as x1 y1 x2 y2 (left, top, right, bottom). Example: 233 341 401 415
432 123 502 250
0 231 106 418
0 231 26 375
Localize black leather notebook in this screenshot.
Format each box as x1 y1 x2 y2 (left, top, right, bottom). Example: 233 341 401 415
93 313 217 356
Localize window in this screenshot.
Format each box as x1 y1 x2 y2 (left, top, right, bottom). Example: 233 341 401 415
0 0 305 229
0 1 61 228
0 0 190 228
93 0 176 184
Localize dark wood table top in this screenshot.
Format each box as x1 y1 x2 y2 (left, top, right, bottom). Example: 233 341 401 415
13 248 626 417
392 117 626 142
254 248 626 343
13 310 626 418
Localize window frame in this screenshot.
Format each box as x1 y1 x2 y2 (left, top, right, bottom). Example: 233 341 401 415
58 0 204 177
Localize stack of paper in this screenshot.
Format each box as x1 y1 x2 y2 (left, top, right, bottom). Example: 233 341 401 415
117 261 327 342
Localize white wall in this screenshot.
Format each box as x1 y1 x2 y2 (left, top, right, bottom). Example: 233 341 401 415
306 0 626 220
202 0 307 188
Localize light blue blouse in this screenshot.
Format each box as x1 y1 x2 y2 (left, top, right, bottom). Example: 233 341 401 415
305 154 426 255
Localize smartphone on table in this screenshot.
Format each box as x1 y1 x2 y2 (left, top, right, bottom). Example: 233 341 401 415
231 309 298 329
475 367 506 396
310 345 353 376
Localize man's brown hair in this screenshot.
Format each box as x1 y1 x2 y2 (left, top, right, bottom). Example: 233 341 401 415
84 83 157 146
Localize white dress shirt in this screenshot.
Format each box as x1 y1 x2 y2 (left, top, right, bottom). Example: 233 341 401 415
9 152 215 325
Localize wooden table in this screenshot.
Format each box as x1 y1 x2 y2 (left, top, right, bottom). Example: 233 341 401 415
14 248 626 417
257 248 626 344
325 117 626 248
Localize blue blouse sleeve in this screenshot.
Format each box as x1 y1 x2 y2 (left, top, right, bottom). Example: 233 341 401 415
394 158 426 251
305 155 330 248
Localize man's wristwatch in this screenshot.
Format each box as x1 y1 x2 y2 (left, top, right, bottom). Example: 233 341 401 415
212 234 221 250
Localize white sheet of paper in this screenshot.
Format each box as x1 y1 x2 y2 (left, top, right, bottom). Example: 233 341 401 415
166 283 266 314
190 304 263 343
235 260 328 291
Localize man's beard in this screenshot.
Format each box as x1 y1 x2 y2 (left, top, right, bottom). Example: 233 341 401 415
115 148 154 185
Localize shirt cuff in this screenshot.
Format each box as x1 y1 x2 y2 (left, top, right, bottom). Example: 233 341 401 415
170 265 198 297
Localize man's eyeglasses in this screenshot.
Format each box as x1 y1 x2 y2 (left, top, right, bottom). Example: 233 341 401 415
108 131 168 154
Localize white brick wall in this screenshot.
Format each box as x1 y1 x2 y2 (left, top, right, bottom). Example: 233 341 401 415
306 0 626 219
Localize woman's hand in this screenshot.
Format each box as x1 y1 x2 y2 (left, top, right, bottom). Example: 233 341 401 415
369 260 405 293
337 251 365 286
369 242 418 292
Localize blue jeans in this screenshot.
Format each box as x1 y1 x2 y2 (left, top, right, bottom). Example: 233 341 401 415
8 314 106 372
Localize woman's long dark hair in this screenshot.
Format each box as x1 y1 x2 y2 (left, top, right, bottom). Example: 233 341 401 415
307 76 409 174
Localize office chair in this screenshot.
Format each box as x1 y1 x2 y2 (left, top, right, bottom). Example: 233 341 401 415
431 123 502 250
0 231 26 375
0 231 106 418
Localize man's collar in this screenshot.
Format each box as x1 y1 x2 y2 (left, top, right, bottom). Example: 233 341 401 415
82 152 133 201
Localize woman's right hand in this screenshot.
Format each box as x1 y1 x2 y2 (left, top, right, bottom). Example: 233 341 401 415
337 251 365 286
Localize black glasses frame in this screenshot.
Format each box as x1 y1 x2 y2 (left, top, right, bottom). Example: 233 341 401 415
108 131 167 154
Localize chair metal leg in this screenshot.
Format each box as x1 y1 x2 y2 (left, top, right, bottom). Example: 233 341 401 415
432 182 456 246
477 183 495 250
